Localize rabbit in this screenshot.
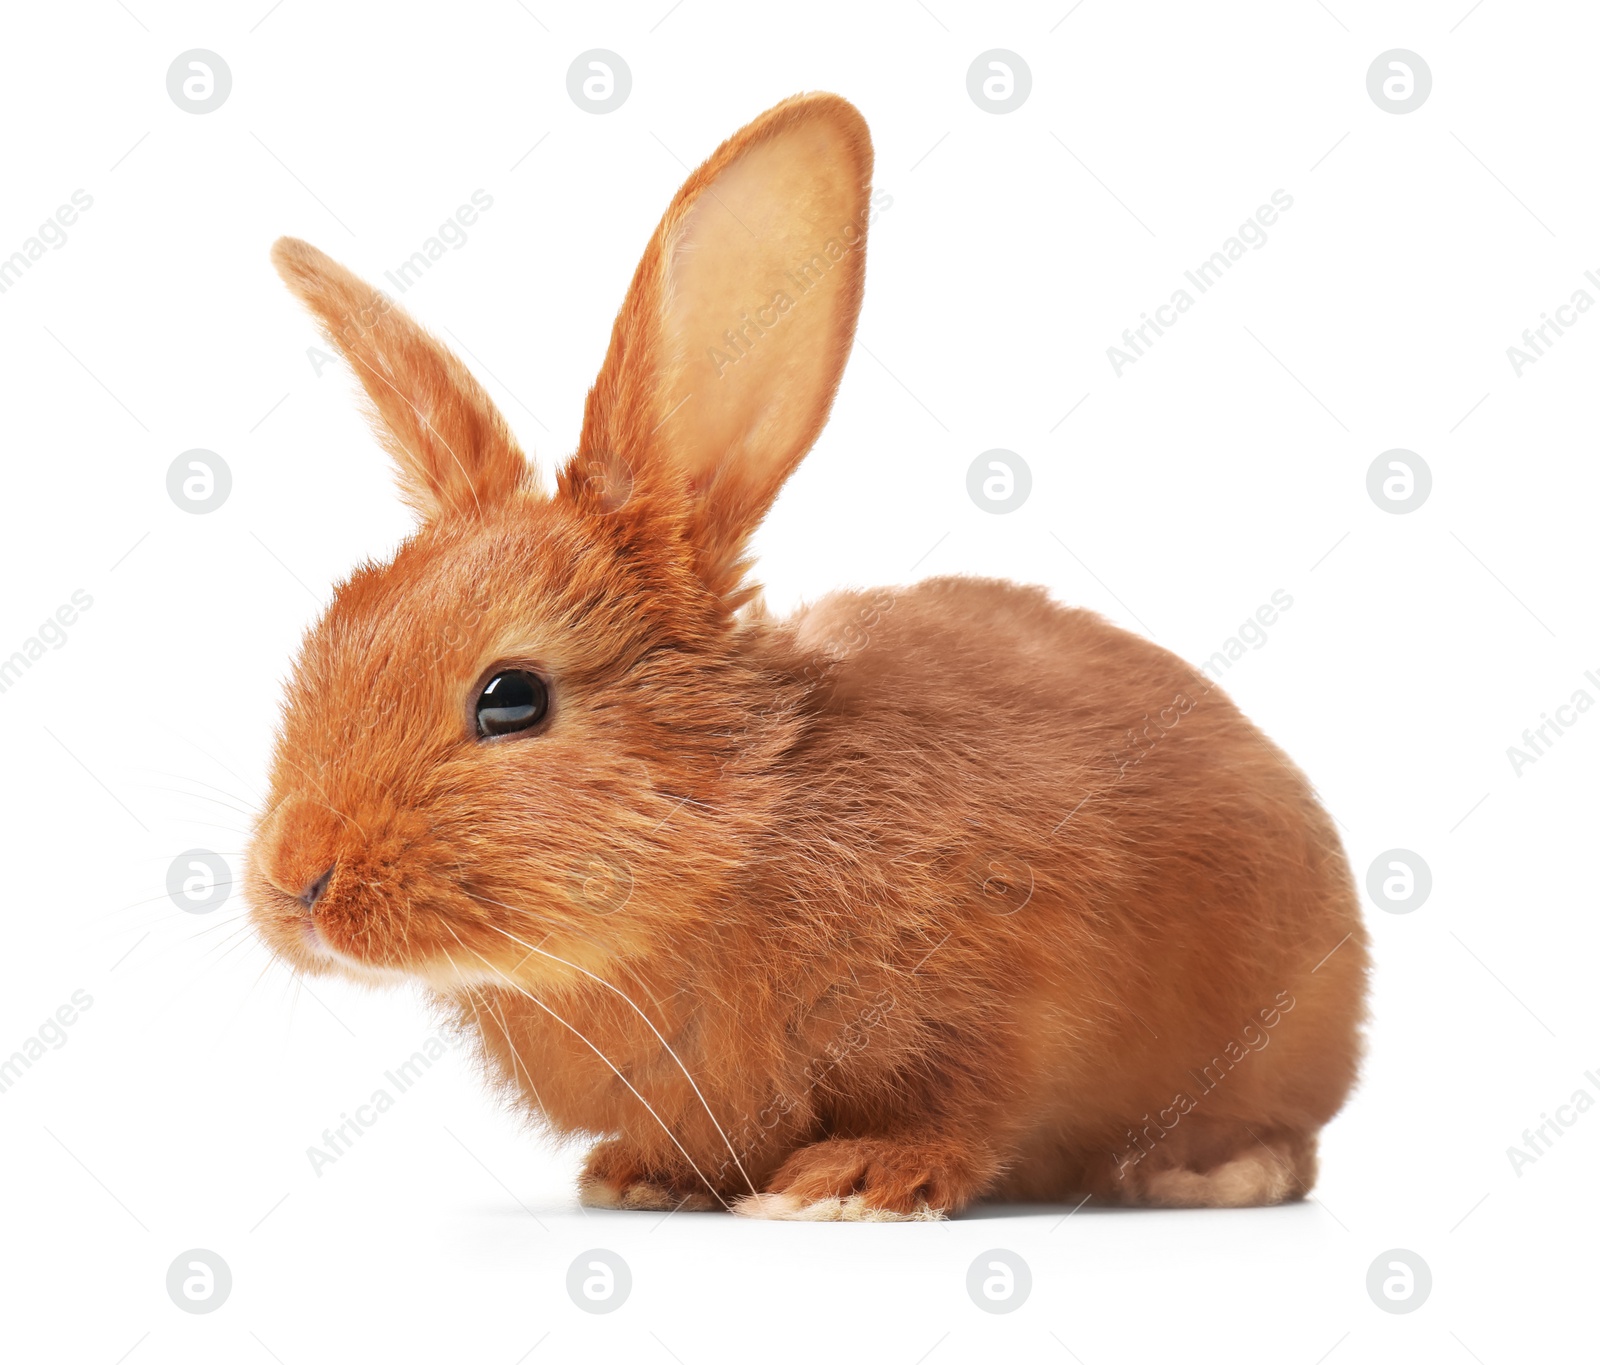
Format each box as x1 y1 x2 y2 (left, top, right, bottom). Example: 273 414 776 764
245 92 1368 1220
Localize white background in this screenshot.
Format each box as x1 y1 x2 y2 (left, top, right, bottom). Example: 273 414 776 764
1 1 1595 1362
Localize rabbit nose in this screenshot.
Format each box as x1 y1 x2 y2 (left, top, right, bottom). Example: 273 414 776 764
298 864 336 911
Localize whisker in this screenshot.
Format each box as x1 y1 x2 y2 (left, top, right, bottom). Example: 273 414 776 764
436 934 585 1201
217 954 283 1036
178 910 254 943
459 888 669 1012
106 890 194 919
439 940 552 1130
135 784 260 820
468 952 553 1126
445 928 730 1210
165 818 256 837
274 753 369 841
196 921 254 956
208 932 258 972
195 917 249 950
153 723 265 796
479 912 757 1199
122 850 249 865
126 764 260 809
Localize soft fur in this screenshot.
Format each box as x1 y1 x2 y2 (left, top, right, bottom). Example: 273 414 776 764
245 93 1368 1219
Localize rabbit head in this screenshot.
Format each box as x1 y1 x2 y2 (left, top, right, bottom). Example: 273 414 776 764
245 94 875 991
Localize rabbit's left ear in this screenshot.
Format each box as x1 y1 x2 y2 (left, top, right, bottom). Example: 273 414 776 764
568 93 874 603
271 237 533 520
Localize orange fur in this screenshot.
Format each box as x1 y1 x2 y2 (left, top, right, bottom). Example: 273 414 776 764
246 94 1368 1219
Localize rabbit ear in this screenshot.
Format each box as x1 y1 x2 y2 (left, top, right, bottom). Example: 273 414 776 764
271 237 532 519
568 93 874 604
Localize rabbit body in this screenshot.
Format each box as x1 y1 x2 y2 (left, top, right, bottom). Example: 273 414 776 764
247 93 1366 1219
456 574 1366 1216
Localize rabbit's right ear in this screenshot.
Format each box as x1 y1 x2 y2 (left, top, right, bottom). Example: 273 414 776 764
566 93 874 606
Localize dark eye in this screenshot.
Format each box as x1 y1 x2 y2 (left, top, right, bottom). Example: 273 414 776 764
475 670 549 738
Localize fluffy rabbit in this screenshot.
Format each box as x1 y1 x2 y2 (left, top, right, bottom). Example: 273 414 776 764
246 93 1367 1219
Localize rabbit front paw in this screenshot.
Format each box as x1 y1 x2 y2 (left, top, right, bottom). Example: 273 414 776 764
577 1139 724 1212
734 1136 996 1221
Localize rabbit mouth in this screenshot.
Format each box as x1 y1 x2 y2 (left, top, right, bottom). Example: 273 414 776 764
299 911 374 972
256 892 408 984
245 795 617 989
242 854 415 984
305 922 400 981
265 881 547 992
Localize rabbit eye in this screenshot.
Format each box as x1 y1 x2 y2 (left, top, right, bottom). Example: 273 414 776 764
475 670 549 738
